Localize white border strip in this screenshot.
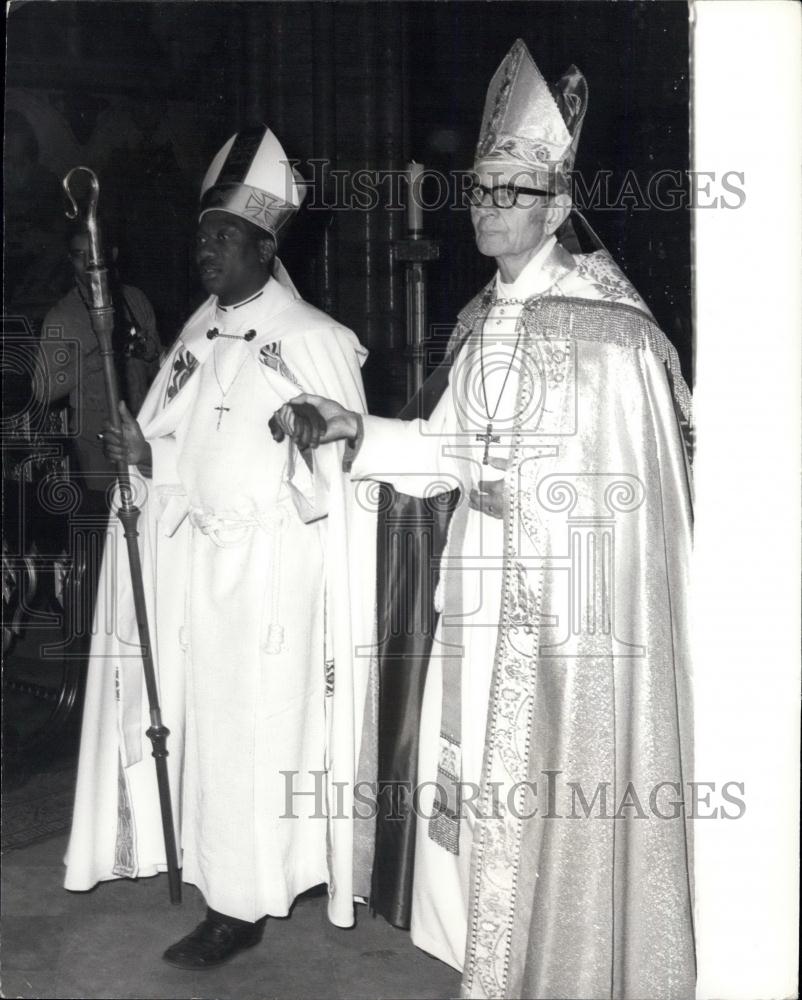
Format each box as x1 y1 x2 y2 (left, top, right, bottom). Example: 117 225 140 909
692 3 801 997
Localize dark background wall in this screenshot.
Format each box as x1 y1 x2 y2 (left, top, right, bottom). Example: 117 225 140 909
5 1 691 414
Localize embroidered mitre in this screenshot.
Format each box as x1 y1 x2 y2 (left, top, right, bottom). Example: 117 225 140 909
200 125 305 240
475 39 587 194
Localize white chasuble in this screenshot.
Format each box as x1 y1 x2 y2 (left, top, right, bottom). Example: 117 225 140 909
352 242 695 999
64 265 376 928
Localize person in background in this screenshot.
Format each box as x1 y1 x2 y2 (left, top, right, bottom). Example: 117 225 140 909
35 223 161 505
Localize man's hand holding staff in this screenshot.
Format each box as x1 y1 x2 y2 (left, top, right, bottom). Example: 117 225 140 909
63 166 181 904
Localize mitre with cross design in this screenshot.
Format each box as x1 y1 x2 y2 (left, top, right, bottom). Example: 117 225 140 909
200 125 305 240
475 39 588 195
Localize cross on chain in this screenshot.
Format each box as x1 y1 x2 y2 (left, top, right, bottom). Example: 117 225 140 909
214 404 231 429
476 422 500 465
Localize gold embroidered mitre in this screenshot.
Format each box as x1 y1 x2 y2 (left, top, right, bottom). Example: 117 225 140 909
200 125 305 240
475 39 588 194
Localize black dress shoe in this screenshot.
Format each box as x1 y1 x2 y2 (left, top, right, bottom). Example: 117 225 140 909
162 915 265 969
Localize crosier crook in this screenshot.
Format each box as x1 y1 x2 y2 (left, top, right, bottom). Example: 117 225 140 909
63 167 182 905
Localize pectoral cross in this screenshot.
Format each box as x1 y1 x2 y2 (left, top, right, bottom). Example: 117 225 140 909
476 422 500 465
213 403 231 429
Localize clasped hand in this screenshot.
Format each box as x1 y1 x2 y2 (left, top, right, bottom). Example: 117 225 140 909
269 394 358 450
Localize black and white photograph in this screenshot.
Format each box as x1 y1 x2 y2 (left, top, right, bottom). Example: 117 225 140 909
2 2 799 999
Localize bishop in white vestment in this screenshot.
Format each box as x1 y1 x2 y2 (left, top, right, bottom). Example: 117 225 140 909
274 42 695 1000
65 126 375 968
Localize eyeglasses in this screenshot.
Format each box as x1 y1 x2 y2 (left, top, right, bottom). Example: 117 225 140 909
467 183 551 209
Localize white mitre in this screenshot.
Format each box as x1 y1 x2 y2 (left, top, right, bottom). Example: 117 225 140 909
475 39 588 194
200 125 306 241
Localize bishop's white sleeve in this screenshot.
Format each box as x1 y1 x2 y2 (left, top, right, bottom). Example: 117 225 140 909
348 376 463 499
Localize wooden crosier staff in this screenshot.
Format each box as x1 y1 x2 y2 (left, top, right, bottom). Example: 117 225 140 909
63 166 182 905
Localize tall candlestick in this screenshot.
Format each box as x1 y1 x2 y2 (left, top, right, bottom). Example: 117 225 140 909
407 160 424 234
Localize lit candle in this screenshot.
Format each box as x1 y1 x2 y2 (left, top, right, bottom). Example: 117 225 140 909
407 161 424 234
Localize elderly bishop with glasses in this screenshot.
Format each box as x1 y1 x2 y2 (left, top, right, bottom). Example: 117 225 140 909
274 40 695 1000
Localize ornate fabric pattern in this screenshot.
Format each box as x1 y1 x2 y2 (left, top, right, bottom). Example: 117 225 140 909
446 320 474 359
474 41 586 193
244 188 292 230
574 251 649 308
457 281 496 330
112 756 136 878
520 297 691 424
460 295 695 999
258 342 303 389
508 560 540 634
164 345 198 406
429 731 461 854
540 340 572 389
463 454 543 999
476 40 525 158
457 267 691 428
